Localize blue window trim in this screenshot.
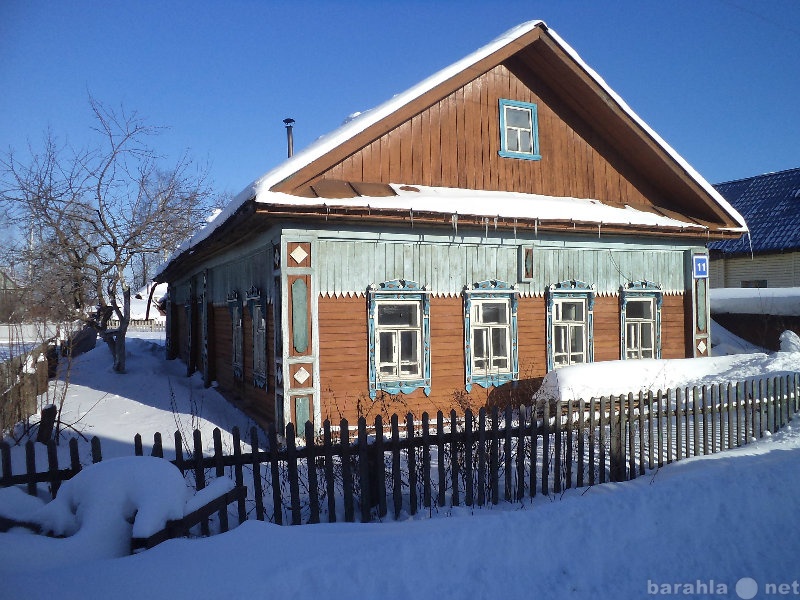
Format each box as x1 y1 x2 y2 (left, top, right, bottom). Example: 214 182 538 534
227 290 244 381
463 280 519 392
245 285 268 390
619 280 663 360
367 279 431 400
498 98 541 161
545 280 595 372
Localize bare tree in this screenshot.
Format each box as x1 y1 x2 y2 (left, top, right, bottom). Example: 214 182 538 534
1 98 212 372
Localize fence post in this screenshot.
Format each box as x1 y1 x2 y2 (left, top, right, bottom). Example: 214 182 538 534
477 408 486 505
609 396 624 482
357 417 371 523
232 427 247 525
422 412 431 509
302 422 319 525
627 393 636 479
323 420 336 523
553 400 562 493
406 413 417 516
340 419 354 523
516 407 526 501
268 423 283 526
192 429 209 536
374 415 387 519
25 440 36 496
1 440 12 485
577 399 585 488
391 414 402 519
46 440 59 498
503 405 513 501
451 410 461 507
599 397 606 484
286 423 301 526
542 400 550 494
437 411 446 508
91 436 102 463
249 426 265 522
464 409 474 506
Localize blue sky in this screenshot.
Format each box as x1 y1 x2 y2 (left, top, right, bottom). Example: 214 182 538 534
1 1 799 199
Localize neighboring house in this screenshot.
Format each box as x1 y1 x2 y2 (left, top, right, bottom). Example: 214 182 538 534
155 21 746 430
0 270 23 323
707 167 800 349
709 167 800 288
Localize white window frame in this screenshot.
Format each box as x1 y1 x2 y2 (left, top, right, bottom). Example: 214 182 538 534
546 281 595 372
375 299 422 381
620 281 662 360
367 279 431 399
463 280 519 391
552 298 588 368
624 298 656 360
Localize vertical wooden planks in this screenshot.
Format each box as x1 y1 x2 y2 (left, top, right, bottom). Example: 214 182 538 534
323 420 336 523
391 414 402 519
451 410 460 508
250 427 265 522
268 424 283 526
627 393 636 480
407 413 418 516
340 420 354 523
422 412 431 510
478 407 487 506
465 409 474 506
305 421 320 524
357 417 371 523
504 405 513 501
599 397 607 484
437 411 446 509
374 415 387 519
285 423 301 525
232 427 247 525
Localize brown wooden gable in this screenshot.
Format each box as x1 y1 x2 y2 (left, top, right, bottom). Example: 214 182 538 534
271 24 739 230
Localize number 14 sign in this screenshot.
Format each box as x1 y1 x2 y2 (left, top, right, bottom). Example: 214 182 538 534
693 255 709 279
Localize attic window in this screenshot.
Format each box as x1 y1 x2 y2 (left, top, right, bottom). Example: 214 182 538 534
499 99 541 161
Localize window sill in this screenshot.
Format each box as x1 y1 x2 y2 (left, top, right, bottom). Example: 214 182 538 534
498 150 541 161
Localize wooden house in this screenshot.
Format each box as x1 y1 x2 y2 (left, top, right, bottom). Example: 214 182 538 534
709 167 800 289
154 21 747 430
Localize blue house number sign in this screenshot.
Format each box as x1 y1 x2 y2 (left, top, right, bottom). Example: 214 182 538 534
693 255 709 279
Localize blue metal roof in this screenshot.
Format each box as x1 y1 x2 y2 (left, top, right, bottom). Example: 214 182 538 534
709 167 800 255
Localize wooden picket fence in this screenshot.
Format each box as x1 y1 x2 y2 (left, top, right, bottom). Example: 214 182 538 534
2 373 799 532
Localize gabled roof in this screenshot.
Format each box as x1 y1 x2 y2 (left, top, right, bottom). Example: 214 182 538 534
156 20 747 280
709 167 800 255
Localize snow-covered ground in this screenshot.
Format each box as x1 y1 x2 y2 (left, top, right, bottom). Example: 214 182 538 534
1 326 800 599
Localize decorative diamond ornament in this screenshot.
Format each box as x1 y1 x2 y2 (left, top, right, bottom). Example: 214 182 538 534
290 245 308 264
697 340 707 354
293 366 310 385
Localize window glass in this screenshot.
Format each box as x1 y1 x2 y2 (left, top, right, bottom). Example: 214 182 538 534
506 106 531 128
481 302 507 324
626 299 652 320
378 303 417 327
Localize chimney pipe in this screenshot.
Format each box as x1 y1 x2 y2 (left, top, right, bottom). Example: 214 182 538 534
283 118 295 158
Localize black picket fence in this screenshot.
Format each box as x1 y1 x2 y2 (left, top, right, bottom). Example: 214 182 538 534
2 373 798 530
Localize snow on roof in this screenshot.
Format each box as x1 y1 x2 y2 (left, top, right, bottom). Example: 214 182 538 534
255 184 705 230
710 287 800 317
155 20 745 278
